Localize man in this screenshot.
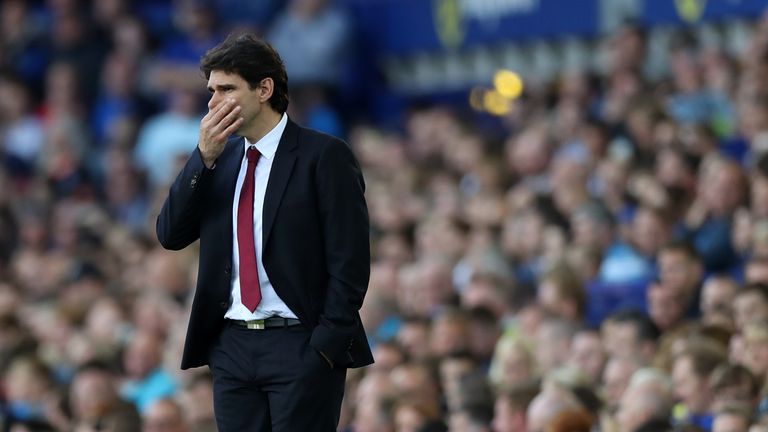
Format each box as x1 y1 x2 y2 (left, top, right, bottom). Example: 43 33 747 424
710 364 761 412
121 330 178 413
656 240 704 316
700 275 739 329
156 33 372 431
143 399 189 432
567 328 606 385
602 309 659 364
615 368 675 432
492 381 540 432
69 361 142 432
671 343 728 431
526 386 581 432
601 355 642 415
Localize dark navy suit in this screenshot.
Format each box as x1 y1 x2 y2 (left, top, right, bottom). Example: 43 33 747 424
157 119 372 430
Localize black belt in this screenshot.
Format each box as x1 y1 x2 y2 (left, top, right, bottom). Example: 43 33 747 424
228 317 301 330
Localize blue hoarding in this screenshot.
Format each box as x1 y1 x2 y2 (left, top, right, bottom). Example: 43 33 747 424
350 0 598 56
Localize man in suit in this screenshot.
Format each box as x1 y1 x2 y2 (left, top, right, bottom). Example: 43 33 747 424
156 33 373 431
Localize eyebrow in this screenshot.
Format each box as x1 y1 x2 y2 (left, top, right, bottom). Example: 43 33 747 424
207 83 236 93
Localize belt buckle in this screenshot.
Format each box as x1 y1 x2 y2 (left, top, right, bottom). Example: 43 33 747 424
246 319 265 330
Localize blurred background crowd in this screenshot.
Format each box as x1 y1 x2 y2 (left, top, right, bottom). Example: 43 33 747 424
3 0 768 431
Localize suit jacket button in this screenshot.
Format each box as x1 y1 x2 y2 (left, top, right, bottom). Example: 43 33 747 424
220 302 228 309
224 264 231 275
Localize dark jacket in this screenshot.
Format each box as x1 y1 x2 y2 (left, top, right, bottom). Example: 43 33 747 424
157 119 373 370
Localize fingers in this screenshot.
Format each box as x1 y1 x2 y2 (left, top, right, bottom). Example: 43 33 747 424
211 104 242 139
208 99 237 125
219 117 244 139
202 99 242 141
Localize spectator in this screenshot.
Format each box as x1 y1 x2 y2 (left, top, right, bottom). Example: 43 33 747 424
741 320 768 390
492 380 540 432
429 307 471 358
683 157 746 272
537 263 586 323
534 316 577 375
733 284 768 332
526 386 581 432
133 86 202 187
616 368 675 432
392 399 443 432
143 398 189 432
656 241 704 317
648 278 690 332
700 275 740 329
598 204 667 288
712 403 752 432
3 356 56 426
120 330 178 413
710 363 762 412
602 309 659 363
0 76 44 179
671 343 729 431
177 371 216 432
567 328 606 385
69 361 141 432
488 332 536 391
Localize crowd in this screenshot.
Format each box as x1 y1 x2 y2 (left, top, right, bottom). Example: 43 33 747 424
2 0 768 431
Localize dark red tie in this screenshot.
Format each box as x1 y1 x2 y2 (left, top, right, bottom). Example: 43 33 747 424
237 146 261 312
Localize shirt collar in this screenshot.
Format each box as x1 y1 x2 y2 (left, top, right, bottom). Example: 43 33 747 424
244 113 288 161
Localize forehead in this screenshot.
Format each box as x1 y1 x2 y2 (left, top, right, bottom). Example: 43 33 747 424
207 70 247 87
574 331 601 346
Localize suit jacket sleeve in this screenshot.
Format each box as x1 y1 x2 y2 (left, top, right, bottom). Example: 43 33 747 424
309 138 370 364
156 148 210 250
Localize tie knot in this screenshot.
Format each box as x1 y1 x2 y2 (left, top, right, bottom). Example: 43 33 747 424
246 146 260 163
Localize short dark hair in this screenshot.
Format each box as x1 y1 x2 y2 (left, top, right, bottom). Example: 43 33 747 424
738 282 768 303
608 309 661 342
200 33 289 113
677 343 727 378
660 240 701 263
711 363 760 398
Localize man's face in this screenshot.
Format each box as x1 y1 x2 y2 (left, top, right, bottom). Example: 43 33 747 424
734 292 768 331
659 250 699 295
648 284 686 331
569 331 606 383
602 357 638 410
744 330 768 377
631 209 667 257
672 355 711 414
701 278 737 325
206 70 261 134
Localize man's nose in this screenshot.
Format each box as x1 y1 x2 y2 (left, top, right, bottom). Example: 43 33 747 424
208 93 219 110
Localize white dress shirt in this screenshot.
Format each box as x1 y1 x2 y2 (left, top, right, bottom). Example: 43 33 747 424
225 113 297 320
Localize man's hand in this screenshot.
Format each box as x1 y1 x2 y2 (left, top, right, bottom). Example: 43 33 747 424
199 98 243 168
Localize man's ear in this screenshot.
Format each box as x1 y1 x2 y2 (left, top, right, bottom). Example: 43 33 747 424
258 78 274 103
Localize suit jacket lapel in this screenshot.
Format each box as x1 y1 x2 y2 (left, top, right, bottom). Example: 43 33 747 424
262 119 298 250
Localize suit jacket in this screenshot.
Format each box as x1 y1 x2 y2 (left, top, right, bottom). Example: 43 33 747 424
157 119 373 370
